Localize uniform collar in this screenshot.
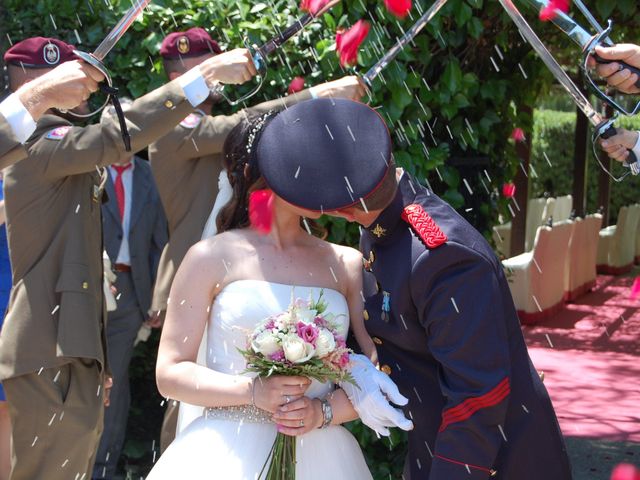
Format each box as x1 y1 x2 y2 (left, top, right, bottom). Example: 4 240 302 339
365 171 418 245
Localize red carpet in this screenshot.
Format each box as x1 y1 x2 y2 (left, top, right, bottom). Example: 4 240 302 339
523 273 640 442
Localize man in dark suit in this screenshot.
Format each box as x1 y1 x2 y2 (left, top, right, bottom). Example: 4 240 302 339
255 99 573 480
94 104 168 479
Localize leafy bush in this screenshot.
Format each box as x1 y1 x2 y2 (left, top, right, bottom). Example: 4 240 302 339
2 0 638 478
531 109 640 225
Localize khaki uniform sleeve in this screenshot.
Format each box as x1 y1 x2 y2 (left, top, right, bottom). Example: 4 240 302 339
30 78 195 181
0 115 27 169
157 89 313 160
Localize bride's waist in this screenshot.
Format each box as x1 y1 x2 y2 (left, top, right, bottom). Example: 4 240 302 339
204 405 272 424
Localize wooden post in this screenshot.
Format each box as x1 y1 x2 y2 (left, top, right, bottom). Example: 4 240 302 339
597 102 614 226
510 106 532 256
572 74 588 218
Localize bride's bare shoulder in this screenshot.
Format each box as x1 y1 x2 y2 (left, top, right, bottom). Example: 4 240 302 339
190 230 254 260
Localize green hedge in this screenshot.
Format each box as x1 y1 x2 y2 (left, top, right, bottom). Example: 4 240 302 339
531 109 640 225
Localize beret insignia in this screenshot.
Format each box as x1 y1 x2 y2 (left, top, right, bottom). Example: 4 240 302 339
177 36 190 54
43 43 60 65
179 112 203 129
401 203 447 249
45 126 72 140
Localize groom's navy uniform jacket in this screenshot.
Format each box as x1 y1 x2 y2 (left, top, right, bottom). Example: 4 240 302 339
361 172 572 480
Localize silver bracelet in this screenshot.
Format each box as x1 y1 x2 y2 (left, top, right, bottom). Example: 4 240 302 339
319 398 333 429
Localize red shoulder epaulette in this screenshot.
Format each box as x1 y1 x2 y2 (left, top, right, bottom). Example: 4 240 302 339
401 203 448 249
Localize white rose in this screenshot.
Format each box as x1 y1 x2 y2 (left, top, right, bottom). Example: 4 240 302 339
295 307 317 324
251 330 281 356
282 334 315 363
314 328 336 357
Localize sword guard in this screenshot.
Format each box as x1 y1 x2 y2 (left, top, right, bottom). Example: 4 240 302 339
582 21 640 116
65 50 113 119
212 41 266 107
593 118 639 179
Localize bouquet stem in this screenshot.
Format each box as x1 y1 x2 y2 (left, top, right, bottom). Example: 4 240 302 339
259 432 296 480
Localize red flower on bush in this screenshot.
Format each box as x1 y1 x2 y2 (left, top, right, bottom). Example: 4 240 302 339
288 76 305 94
336 20 370 67
502 183 516 198
300 0 331 15
539 0 570 21
510 127 526 142
384 0 412 18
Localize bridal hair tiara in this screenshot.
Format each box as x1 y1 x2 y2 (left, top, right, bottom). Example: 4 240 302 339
245 110 276 156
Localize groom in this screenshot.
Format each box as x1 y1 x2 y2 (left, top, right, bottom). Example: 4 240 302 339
254 98 573 479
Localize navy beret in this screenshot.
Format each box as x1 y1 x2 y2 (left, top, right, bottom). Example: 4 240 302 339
256 98 392 212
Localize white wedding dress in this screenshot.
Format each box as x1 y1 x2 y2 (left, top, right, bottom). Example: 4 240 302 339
147 279 372 479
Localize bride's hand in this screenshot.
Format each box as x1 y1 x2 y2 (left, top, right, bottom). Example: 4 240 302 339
252 376 311 413
272 396 323 436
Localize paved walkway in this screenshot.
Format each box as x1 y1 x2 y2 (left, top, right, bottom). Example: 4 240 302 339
523 271 640 479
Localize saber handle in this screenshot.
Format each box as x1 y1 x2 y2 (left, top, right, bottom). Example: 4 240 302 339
591 53 640 89
599 123 639 174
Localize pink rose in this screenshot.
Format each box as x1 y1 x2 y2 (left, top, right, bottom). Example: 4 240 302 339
502 182 516 198
384 0 412 18
338 351 350 368
539 0 569 21
288 76 305 94
269 350 285 362
296 321 319 346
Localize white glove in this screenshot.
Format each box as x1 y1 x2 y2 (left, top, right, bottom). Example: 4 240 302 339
340 354 414 436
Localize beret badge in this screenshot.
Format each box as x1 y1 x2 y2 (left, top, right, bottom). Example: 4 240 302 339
43 43 60 65
177 36 190 54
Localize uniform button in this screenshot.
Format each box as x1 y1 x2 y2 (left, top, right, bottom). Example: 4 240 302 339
490 470 497 477
372 336 383 345
380 364 392 375
164 100 174 109
538 371 545 382
363 310 369 321
82 282 89 290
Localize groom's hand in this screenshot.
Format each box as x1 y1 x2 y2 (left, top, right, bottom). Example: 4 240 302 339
340 354 414 436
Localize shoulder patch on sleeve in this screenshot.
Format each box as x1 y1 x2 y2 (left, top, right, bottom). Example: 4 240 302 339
401 203 448 249
179 112 203 129
45 126 72 140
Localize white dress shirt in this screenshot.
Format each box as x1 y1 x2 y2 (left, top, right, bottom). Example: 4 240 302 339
0 93 37 143
108 160 135 265
179 68 212 107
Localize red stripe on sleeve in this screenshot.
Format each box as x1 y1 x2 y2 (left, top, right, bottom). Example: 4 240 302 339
439 377 511 433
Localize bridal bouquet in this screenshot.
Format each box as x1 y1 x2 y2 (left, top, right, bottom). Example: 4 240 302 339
240 290 355 480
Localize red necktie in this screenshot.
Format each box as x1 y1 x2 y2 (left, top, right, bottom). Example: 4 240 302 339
112 163 132 221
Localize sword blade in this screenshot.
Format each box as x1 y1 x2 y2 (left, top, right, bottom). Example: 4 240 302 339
518 0 593 49
93 0 151 61
259 0 340 57
363 0 449 87
572 0 613 44
498 0 603 126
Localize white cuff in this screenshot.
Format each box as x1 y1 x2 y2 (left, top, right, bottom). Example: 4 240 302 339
0 93 37 143
179 67 211 108
309 87 318 99
632 132 640 163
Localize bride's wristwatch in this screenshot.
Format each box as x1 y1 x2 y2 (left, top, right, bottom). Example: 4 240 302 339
319 398 333 429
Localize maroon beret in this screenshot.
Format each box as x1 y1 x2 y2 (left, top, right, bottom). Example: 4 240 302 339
160 27 222 59
4 37 77 68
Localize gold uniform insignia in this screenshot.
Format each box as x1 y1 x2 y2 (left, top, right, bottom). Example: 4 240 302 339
177 36 190 54
371 224 387 238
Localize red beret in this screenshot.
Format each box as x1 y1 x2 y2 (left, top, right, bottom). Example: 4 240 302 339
160 27 222 59
4 37 77 68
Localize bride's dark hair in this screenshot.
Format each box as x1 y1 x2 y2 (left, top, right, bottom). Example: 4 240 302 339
216 113 274 234
216 113 326 239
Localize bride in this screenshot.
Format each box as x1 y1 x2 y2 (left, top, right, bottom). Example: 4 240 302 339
146 113 410 479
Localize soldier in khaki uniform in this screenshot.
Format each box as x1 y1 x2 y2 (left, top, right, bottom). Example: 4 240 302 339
0 56 103 167
149 29 366 450
0 37 257 480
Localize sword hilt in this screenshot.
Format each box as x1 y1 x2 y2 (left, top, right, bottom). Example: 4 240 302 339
599 123 639 175
210 41 266 106
592 53 640 89
66 50 113 118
